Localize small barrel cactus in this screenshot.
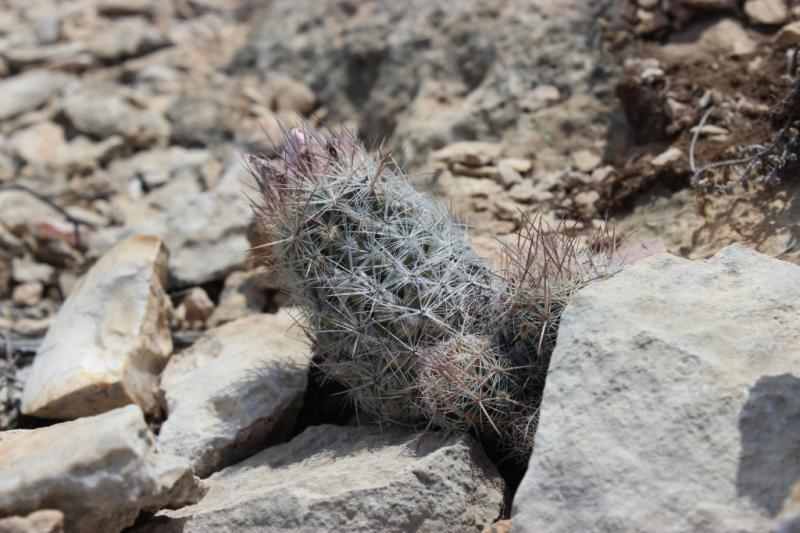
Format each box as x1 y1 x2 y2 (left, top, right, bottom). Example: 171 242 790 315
249 127 494 424
249 126 613 460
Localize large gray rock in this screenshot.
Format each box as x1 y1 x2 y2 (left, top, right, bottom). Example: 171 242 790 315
157 311 311 478
146 424 503 532
0 405 205 533
0 70 68 120
512 244 800 532
21 235 173 419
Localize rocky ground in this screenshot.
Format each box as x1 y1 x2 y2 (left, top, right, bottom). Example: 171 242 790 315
0 0 799 532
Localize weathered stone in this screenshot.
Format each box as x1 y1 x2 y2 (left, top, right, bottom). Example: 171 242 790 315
11 258 55 285
21 235 172 419
432 141 504 167
662 18 757 60
745 0 788 24
0 71 68 121
166 93 232 147
0 510 64 533
157 312 311 477
149 425 503 532
89 17 171 62
572 149 602 173
512 244 800 532
106 147 212 192
775 21 800 47
174 287 215 329
63 87 170 148
207 270 268 327
10 122 65 167
0 405 205 533
651 146 684 167
11 282 43 307
436 172 504 198
267 73 316 114
96 166 254 286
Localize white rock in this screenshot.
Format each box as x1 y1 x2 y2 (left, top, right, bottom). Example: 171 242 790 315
89 17 171 61
207 269 268 327
0 405 205 533
512 244 800 532
63 87 170 148
0 71 68 121
745 0 788 25
10 122 65 167
775 20 800 47
21 235 173 419
157 312 311 477
96 165 253 286
651 147 684 167
0 509 64 533
432 141 504 166
149 424 503 532
175 287 215 329
572 149 602 173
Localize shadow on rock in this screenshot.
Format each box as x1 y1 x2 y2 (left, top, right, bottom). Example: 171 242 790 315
737 373 800 516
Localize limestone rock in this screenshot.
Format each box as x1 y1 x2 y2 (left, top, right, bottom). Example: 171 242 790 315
96 165 253 286
775 21 800 47
267 73 317 114
432 141 504 167
63 87 170 148
0 71 68 121
207 270 267 327
149 424 504 532
89 17 171 62
21 235 172 419
0 405 205 533
572 149 602 173
0 510 64 533
512 244 800 532
745 0 788 24
157 312 311 477
174 287 215 330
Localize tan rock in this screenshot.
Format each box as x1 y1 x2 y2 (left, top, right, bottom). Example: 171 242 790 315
268 74 316 114
11 282 43 307
745 0 788 24
149 425 503 532
436 172 503 198
0 406 205 533
662 18 757 61
652 147 684 167
175 287 214 329
775 21 800 47
157 312 311 477
21 235 173 419
207 270 268 327
9 122 65 167
572 149 602 173
432 141 503 166
0 510 64 533
0 71 68 121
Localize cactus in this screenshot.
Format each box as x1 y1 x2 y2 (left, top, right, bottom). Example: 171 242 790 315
249 127 494 425
249 126 613 460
